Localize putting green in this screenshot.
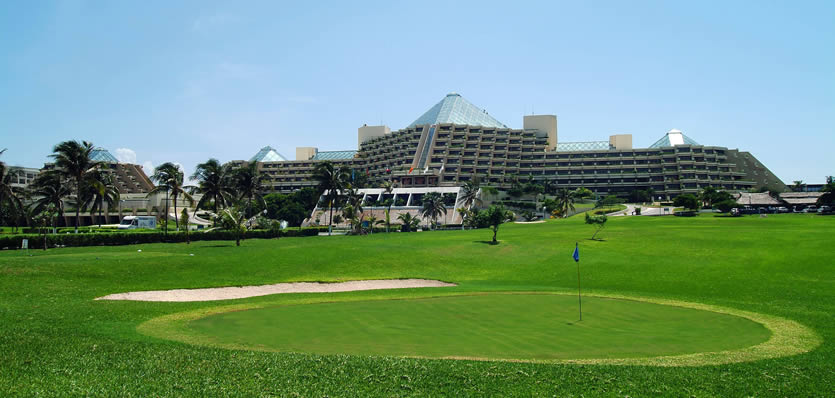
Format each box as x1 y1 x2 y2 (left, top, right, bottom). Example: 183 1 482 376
186 294 771 361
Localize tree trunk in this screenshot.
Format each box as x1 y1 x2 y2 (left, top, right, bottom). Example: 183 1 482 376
173 192 179 231
236 236 240 246
98 207 102 228
43 229 47 250
492 227 498 244
75 179 81 233
328 203 333 236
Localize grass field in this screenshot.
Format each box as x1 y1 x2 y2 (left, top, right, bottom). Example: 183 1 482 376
188 294 771 360
1 214 832 396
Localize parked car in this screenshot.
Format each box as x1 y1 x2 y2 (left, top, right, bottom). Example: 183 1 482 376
776 207 789 213
803 206 817 213
818 206 832 214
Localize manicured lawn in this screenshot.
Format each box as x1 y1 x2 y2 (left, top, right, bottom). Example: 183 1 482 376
0 214 832 396
189 294 770 360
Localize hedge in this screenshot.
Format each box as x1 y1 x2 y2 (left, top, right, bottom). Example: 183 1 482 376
0 227 327 250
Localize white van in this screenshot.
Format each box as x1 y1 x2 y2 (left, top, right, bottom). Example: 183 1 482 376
118 216 157 230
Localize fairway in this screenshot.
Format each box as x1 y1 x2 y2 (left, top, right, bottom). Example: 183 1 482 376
188 294 771 360
1 215 831 396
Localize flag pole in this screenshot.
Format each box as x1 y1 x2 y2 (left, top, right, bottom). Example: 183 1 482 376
576 242 582 321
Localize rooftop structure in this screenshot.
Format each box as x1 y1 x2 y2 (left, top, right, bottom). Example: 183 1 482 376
312 150 357 161
650 129 701 148
90 148 119 163
250 146 287 162
408 93 507 129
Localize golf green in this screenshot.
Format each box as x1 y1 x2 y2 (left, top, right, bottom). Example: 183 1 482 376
188 294 771 361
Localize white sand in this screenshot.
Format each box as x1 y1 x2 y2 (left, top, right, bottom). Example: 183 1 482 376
95 279 456 302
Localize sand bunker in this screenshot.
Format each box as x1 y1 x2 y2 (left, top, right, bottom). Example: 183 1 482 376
96 279 456 302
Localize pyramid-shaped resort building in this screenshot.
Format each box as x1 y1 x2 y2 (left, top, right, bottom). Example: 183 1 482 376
241 93 785 199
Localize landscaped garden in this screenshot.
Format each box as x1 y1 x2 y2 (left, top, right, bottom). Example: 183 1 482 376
1 214 832 396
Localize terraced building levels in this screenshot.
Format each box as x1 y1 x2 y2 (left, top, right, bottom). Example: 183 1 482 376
243 93 786 198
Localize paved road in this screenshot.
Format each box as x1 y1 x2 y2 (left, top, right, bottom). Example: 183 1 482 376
608 204 670 217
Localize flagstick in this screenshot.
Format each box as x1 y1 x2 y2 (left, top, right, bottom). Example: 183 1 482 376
576 242 582 321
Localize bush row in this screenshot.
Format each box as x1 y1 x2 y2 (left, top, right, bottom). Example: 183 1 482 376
0 227 327 250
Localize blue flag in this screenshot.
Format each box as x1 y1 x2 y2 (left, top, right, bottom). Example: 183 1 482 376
573 244 579 262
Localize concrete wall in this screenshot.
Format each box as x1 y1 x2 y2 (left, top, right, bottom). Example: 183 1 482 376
523 115 557 151
358 125 390 148
296 147 318 161
609 134 633 150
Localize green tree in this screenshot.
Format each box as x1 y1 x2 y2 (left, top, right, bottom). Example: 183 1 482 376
79 170 120 227
421 191 447 230
148 163 194 232
234 162 267 219
32 204 58 250
190 158 235 216
49 140 101 232
816 179 835 207
585 213 608 240
554 188 577 218
380 181 395 233
673 194 701 210
180 208 190 244
0 154 26 228
792 180 805 192
714 199 740 213
29 171 69 233
312 161 350 235
217 207 246 246
397 212 421 232
484 204 514 244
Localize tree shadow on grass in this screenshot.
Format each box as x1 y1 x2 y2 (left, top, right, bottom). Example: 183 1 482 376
197 244 238 248
473 240 500 245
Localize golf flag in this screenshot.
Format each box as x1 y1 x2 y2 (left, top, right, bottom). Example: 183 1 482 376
573 244 580 262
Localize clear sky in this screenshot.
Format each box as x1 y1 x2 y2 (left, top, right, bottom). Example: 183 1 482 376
1 1 833 183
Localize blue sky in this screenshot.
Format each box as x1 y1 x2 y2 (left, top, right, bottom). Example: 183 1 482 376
1 0 833 183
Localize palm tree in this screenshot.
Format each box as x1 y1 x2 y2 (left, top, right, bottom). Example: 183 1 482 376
217 206 247 246
191 159 235 216
0 155 25 227
49 141 101 232
312 161 350 235
555 188 577 218
397 212 421 232
459 179 483 210
148 163 194 232
80 170 120 227
29 171 69 233
421 192 447 230
792 180 805 192
233 162 267 219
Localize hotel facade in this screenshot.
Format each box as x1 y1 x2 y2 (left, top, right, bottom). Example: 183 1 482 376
243 93 786 199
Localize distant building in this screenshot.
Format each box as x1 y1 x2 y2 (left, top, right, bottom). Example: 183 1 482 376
42 147 154 194
236 93 786 199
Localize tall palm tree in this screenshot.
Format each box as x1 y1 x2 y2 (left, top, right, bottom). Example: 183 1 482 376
313 161 350 235
29 171 69 233
555 188 577 218
0 155 25 227
49 140 101 232
80 170 120 227
217 206 247 246
421 191 447 230
148 163 194 232
190 159 235 215
459 179 483 209
397 212 421 232
233 162 267 219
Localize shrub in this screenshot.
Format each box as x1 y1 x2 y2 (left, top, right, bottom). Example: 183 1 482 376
714 199 740 213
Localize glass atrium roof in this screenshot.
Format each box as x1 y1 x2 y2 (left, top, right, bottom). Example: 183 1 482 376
90 148 119 163
649 129 700 148
408 93 507 128
250 146 288 162
312 150 357 160
556 141 612 152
